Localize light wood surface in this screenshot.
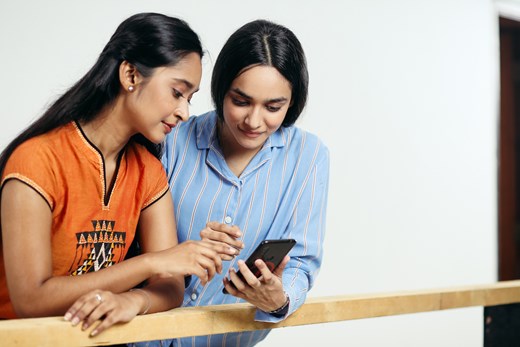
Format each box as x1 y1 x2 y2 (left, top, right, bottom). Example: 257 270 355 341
1 280 520 346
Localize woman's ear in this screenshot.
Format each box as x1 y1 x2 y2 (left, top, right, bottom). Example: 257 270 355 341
119 60 141 92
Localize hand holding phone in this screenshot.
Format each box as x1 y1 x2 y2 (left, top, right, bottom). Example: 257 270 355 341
223 239 296 294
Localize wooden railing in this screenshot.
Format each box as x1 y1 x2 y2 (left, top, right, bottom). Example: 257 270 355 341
1 280 520 346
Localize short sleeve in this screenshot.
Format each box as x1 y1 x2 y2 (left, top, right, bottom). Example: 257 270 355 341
138 149 169 210
1 138 60 209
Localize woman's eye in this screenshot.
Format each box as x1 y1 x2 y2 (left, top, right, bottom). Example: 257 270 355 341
232 98 248 107
266 105 281 112
172 89 183 99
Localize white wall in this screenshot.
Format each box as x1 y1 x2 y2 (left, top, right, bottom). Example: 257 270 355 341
0 0 500 346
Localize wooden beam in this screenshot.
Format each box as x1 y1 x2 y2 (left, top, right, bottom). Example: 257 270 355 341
1 280 520 346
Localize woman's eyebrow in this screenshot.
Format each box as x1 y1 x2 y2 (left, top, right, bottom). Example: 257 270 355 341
231 88 252 99
231 88 288 103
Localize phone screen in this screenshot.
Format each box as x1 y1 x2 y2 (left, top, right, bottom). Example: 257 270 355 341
223 239 296 294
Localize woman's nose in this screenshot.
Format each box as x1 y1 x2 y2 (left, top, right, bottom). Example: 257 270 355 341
173 100 189 122
244 107 261 129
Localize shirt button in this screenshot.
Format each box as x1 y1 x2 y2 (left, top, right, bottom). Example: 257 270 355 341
191 293 197 301
224 216 232 224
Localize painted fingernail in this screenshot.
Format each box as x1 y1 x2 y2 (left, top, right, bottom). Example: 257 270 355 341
90 329 98 337
71 317 80 326
64 312 72 321
82 322 89 331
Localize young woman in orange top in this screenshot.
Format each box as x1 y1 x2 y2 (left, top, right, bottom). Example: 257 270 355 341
0 12 236 337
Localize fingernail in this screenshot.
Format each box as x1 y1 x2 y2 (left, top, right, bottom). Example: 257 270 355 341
228 247 237 254
71 317 79 326
64 312 71 321
82 323 89 331
90 329 98 337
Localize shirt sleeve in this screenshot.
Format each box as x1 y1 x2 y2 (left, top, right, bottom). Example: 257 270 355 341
1 140 59 210
140 149 169 210
255 141 330 323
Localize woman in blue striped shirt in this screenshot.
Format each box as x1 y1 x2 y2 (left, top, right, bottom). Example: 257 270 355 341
160 19 329 347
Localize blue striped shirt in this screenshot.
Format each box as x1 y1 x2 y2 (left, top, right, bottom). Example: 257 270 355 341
161 111 329 347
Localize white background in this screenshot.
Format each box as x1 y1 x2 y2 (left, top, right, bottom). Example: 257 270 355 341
0 0 505 346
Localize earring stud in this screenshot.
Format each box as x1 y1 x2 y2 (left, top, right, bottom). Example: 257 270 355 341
128 85 135 92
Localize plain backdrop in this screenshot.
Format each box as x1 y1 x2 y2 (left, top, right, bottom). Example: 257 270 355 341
0 0 504 346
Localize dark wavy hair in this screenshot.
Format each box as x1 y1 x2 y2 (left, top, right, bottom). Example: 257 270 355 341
0 12 203 177
211 19 308 127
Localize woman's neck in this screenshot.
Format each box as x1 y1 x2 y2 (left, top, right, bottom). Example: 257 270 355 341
217 121 262 177
79 104 131 162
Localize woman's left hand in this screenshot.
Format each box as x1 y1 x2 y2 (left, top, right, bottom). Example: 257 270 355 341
222 255 290 313
64 290 142 337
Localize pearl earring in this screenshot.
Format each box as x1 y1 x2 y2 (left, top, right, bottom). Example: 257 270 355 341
128 85 135 92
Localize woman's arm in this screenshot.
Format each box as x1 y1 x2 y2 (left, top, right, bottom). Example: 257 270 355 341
223 143 330 321
1 179 154 317
67 189 232 336
1 180 232 321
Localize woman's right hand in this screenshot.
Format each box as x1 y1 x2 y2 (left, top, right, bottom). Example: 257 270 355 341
200 222 244 260
153 240 237 285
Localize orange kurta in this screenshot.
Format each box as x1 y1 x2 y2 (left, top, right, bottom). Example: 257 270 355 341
0 122 168 318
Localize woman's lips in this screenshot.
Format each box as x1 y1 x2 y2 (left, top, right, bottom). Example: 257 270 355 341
240 128 262 138
162 121 176 133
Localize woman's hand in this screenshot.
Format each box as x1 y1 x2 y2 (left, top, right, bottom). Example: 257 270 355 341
200 222 244 260
64 290 143 337
222 255 290 312
153 239 238 285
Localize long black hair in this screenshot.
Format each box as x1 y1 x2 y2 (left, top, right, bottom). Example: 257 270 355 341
211 19 308 127
0 12 203 177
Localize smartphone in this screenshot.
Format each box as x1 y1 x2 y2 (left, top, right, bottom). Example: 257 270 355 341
223 238 296 294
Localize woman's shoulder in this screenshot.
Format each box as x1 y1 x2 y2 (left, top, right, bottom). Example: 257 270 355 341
181 110 216 133
166 110 217 147
3 125 72 196
11 125 71 161
281 125 329 154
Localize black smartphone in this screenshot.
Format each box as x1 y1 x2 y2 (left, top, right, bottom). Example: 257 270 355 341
223 238 296 294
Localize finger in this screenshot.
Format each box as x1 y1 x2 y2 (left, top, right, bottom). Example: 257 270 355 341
89 309 118 337
200 240 239 258
273 255 290 277
254 259 275 283
64 298 86 322
203 257 216 281
212 250 223 274
82 303 108 331
229 269 246 296
223 278 247 300
80 294 107 330
236 261 261 289
220 253 235 261
64 291 97 322
196 246 223 276
70 293 104 326
206 222 244 244
200 228 244 251
194 264 209 286
222 278 238 296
